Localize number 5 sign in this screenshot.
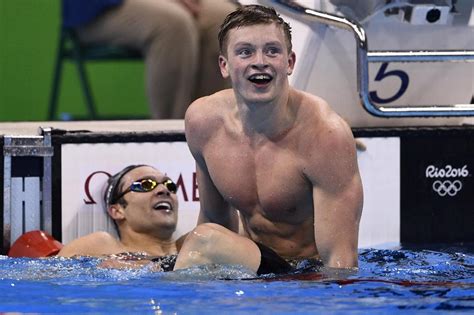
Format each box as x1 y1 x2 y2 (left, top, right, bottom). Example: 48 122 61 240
370 62 409 104
368 61 471 107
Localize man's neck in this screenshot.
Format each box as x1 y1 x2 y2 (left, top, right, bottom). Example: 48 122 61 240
119 230 177 256
236 88 295 141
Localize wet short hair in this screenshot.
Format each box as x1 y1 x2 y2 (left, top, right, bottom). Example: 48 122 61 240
103 164 147 237
218 5 292 56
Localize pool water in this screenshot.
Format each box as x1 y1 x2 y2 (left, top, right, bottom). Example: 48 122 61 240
0 246 472 314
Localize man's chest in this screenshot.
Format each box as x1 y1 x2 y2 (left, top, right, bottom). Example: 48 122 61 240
203 139 313 221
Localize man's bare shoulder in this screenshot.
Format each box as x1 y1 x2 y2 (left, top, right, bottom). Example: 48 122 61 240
186 89 234 124
185 89 235 146
293 89 356 167
292 89 348 136
293 90 359 191
294 89 327 107
57 231 120 257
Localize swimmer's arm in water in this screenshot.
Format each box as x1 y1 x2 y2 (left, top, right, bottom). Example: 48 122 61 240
57 231 121 257
308 117 363 269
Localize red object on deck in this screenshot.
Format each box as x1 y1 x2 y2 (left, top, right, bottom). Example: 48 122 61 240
8 230 63 258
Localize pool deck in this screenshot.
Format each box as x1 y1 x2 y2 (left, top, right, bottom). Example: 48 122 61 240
1 117 474 137
0 120 185 136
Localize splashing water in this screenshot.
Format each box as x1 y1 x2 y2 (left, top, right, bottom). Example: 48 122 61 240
0 246 472 313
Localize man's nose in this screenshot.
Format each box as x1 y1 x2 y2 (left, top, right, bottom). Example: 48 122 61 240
155 185 170 196
251 51 268 69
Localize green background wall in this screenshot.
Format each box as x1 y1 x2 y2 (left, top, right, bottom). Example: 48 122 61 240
0 0 148 121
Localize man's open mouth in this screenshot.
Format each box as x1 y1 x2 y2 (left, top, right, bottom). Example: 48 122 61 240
248 74 273 85
153 202 173 211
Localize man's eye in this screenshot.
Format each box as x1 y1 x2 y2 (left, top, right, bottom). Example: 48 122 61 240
266 47 280 55
237 49 251 56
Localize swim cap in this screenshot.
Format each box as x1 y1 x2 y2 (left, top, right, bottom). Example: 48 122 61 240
104 164 147 207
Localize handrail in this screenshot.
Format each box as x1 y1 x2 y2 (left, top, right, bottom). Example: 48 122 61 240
268 0 474 117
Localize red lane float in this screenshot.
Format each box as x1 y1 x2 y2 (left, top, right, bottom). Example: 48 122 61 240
8 230 63 258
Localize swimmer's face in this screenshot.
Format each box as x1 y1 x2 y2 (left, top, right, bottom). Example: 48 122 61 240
219 23 295 104
111 166 178 234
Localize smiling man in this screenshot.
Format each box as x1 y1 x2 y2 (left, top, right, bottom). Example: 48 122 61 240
184 5 363 270
58 165 183 269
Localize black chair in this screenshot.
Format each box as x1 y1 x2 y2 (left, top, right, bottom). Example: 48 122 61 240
48 27 142 120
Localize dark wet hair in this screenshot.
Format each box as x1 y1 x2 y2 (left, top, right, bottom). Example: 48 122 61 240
103 164 149 208
218 4 292 55
103 164 148 237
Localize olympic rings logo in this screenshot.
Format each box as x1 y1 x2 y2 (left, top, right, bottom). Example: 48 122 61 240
432 180 463 197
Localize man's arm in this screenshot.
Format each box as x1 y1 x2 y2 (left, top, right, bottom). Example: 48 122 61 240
310 117 363 268
185 97 239 232
195 161 240 231
57 231 120 257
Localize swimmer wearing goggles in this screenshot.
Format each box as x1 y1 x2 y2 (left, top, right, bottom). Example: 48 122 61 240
104 165 177 207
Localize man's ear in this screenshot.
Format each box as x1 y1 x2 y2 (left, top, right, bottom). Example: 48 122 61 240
219 55 230 79
107 204 125 220
287 51 296 76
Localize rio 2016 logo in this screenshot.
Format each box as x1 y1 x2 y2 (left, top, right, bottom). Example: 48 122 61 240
425 165 470 197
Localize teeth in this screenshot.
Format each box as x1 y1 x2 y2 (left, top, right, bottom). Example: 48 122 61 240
250 74 271 80
154 202 172 211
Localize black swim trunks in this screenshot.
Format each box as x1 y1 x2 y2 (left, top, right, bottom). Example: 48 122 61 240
255 243 324 275
256 242 294 275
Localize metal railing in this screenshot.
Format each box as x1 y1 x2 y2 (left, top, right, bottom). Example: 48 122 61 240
2 128 53 252
268 0 474 117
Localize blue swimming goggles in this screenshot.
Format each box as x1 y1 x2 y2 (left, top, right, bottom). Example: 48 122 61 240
116 178 177 201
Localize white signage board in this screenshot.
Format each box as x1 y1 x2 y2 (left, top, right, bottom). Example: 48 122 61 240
61 141 198 244
61 137 401 248
357 137 400 248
